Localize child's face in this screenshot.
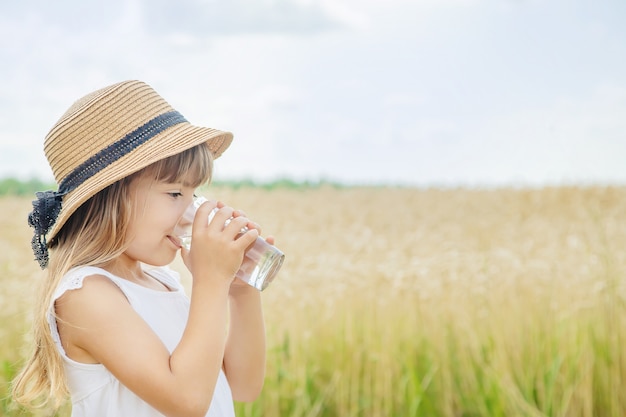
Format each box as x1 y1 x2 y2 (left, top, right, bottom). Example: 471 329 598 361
123 174 196 266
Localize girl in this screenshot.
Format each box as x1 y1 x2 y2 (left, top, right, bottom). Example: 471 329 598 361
12 80 267 417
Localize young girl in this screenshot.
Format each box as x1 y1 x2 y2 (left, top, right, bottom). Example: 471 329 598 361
12 80 267 417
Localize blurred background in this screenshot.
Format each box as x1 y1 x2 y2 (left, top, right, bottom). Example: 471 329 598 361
2 3 626 416
1 0 626 188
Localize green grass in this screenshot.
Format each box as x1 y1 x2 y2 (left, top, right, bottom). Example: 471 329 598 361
0 177 345 197
0 178 57 197
232 285 625 417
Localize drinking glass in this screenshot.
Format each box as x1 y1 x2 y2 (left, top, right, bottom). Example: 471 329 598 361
176 196 284 291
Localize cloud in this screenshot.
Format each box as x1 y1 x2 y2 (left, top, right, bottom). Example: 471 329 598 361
142 0 342 35
0 0 123 33
454 83 626 186
1 0 341 39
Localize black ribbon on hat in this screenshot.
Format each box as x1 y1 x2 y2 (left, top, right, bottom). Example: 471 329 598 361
27 110 188 269
28 190 68 269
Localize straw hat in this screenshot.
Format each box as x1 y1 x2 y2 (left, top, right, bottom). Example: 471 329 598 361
28 80 233 268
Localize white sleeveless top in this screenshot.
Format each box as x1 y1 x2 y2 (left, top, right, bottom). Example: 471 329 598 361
48 266 235 417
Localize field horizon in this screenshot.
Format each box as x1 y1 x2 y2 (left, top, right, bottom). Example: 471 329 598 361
1 175 622 195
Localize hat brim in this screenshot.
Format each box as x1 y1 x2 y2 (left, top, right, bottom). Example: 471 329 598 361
48 122 232 240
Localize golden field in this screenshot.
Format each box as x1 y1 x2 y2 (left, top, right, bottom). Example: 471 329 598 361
1 185 625 416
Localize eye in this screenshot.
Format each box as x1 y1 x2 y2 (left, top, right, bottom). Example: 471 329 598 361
168 192 183 198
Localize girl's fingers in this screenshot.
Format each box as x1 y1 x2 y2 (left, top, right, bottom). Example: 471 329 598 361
209 206 235 229
194 202 262 248
210 207 262 237
193 200 219 229
232 210 262 234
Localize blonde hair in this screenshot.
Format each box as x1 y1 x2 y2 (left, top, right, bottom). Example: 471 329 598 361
12 143 213 409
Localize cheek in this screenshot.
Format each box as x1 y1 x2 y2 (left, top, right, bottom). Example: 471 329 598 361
123 223 164 259
134 206 181 237
125 210 158 244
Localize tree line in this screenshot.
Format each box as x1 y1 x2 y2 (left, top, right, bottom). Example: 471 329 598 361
0 177 346 196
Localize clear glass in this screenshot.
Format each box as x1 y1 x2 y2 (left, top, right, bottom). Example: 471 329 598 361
175 196 284 291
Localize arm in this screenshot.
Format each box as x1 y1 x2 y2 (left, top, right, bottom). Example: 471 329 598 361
223 284 266 401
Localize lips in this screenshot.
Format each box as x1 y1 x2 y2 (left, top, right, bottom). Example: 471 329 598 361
167 235 182 249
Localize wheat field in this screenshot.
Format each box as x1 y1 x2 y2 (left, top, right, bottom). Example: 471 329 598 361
1 186 625 416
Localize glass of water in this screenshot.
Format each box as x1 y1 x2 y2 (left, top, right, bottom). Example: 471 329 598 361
176 196 284 291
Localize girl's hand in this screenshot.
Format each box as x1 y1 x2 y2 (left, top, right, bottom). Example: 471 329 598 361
227 210 274 295
181 201 259 283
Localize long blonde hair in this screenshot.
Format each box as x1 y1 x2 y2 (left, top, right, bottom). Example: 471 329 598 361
12 143 213 409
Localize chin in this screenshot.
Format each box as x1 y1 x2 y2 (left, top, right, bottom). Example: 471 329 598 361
152 259 176 267
143 254 177 268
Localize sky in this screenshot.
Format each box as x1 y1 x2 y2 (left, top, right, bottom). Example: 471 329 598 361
1 0 626 187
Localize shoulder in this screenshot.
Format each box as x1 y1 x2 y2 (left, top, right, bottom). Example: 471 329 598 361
53 267 131 315
55 271 129 316
54 266 119 300
54 270 134 363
